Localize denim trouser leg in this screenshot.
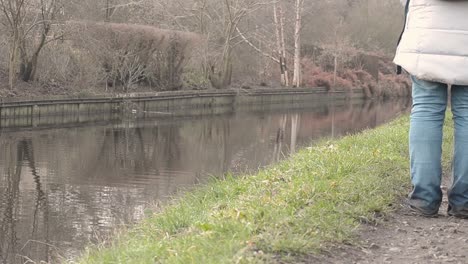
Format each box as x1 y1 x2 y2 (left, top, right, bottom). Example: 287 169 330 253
409 76 447 211
449 85 468 210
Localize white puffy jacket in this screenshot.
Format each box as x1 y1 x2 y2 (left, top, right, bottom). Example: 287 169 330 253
394 0 468 85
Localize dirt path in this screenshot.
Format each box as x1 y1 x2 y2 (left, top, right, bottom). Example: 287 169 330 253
309 177 468 264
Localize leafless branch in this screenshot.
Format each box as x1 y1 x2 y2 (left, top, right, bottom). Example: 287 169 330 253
236 26 279 63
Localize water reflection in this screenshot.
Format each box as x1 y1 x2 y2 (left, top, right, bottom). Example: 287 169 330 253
0 99 410 263
0 140 52 263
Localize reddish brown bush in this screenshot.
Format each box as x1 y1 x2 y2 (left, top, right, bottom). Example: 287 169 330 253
379 73 411 98
354 70 374 84
302 61 353 90
341 69 359 84
301 55 411 99
378 58 395 75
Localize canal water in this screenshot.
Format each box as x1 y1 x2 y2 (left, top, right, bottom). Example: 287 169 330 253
0 99 410 263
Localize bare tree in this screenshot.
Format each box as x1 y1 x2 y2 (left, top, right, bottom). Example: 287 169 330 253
169 0 275 89
274 1 288 86
292 0 304 87
0 0 25 88
116 51 146 92
0 0 63 88
210 0 255 89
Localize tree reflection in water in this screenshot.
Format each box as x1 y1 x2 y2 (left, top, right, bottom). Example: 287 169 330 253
0 140 53 263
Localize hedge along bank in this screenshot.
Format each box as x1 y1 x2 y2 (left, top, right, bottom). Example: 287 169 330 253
77 115 454 264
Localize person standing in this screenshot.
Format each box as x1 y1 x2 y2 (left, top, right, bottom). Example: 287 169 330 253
394 0 468 217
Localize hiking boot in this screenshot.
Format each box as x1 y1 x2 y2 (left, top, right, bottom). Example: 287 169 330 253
405 199 439 217
448 205 468 219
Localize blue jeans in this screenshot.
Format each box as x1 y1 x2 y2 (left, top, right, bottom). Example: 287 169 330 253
410 76 468 212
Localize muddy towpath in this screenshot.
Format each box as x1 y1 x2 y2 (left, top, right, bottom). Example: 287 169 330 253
311 176 468 264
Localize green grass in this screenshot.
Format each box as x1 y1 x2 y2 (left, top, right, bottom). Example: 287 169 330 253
77 115 454 264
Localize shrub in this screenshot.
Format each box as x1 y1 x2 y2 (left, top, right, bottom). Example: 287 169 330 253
68 21 202 92
302 59 353 91
301 55 411 99
379 73 411 99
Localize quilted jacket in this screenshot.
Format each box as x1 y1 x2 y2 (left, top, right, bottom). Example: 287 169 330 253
394 0 468 85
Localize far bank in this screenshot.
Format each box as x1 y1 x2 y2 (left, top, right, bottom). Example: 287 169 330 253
0 87 371 130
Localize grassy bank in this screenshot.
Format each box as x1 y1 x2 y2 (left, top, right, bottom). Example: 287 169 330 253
77 115 454 264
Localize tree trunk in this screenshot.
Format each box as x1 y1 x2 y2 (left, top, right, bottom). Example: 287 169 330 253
292 0 304 88
220 19 235 89
21 22 50 82
19 48 42 82
221 47 232 88
333 54 338 89
209 42 233 90
8 41 17 89
332 17 344 91
274 2 287 86
8 32 20 89
279 5 289 86
105 0 115 21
